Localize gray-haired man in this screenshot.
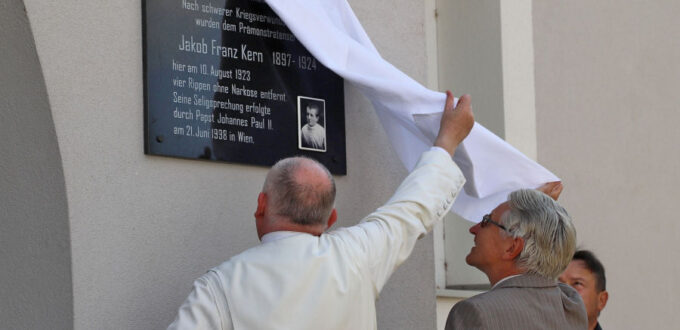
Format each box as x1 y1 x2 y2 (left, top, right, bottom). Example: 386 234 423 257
445 186 588 329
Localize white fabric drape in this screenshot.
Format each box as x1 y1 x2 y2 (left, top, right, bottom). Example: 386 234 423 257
265 0 559 222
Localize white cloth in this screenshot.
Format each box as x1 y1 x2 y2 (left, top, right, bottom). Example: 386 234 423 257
264 0 559 222
168 148 465 329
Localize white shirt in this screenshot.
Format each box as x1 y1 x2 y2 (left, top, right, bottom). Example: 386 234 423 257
300 123 325 149
168 149 465 329
260 231 302 244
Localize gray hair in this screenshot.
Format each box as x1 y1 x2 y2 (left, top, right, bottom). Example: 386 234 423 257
263 157 336 226
500 189 576 279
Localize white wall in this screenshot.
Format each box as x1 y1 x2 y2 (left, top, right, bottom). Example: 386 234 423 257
533 1 680 328
8 0 438 328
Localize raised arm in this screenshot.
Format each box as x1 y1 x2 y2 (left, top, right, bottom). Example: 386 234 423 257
333 91 474 291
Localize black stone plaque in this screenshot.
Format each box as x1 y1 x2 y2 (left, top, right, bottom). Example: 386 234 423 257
143 0 346 174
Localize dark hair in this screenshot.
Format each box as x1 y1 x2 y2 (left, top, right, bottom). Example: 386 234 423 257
306 103 320 115
573 250 606 292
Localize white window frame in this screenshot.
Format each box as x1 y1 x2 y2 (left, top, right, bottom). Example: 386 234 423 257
425 0 538 297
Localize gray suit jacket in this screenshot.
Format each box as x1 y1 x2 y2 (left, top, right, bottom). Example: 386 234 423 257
445 274 587 330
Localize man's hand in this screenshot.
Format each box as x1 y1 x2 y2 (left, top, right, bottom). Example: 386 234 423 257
434 91 474 157
537 181 563 200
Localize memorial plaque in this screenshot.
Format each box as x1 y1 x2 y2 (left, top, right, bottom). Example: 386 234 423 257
143 0 346 174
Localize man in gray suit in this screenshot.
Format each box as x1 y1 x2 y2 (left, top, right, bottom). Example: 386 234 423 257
445 185 588 329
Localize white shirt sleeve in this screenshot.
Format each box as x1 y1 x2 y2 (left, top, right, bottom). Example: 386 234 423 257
332 149 465 293
168 271 233 330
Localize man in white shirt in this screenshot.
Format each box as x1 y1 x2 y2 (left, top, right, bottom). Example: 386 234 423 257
445 184 588 329
168 91 473 329
300 103 325 150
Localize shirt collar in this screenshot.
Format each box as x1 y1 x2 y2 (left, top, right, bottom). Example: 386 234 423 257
261 231 306 244
492 274 522 289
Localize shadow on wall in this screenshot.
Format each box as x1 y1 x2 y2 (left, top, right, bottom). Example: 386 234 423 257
0 0 73 329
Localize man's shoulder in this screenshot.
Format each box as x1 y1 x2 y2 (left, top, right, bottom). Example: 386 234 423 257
454 287 506 308
489 274 585 306
210 240 284 272
447 288 507 320
446 293 489 329
487 275 564 302
497 274 557 288
211 233 353 273
449 275 561 314
447 278 586 330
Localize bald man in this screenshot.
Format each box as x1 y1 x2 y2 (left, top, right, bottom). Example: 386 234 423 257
168 92 474 330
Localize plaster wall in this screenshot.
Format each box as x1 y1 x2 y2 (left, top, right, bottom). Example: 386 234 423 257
533 1 680 328
19 0 436 328
435 0 505 138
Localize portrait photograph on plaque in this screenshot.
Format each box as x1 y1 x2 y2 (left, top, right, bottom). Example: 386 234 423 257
297 96 326 152
143 0 346 174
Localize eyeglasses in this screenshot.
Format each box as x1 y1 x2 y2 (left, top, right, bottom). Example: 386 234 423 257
480 214 508 232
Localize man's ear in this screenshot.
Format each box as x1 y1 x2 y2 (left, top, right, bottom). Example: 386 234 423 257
597 290 609 312
326 209 338 229
255 192 267 217
504 236 524 260
536 181 563 201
